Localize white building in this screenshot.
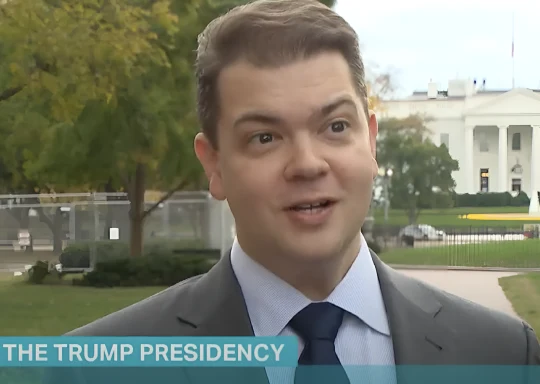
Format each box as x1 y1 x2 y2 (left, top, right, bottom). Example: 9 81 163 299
381 79 540 199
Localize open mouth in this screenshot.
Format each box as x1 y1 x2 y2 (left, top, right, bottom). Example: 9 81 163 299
288 200 335 212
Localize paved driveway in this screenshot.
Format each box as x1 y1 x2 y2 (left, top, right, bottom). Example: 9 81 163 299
397 269 520 318
0 264 28 273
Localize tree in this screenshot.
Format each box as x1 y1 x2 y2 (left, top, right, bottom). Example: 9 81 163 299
0 0 182 254
0 0 194 256
376 115 459 224
0 0 337 257
364 61 397 112
367 72 393 112
0 58 82 252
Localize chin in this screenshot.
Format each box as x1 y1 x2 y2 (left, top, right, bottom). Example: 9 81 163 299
280 237 351 264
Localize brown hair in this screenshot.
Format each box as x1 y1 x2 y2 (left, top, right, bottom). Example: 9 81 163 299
195 0 367 149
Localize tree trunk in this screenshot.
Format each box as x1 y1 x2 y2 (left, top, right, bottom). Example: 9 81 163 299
407 206 421 225
20 209 34 253
26 197 65 255
35 207 64 255
7 207 34 252
103 179 115 239
19 208 30 229
128 164 146 257
0 85 24 102
407 208 417 225
52 207 63 253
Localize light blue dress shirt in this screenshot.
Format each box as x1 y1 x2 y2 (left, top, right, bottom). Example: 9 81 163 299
230 234 396 384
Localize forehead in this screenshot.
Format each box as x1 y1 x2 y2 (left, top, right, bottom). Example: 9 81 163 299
217 52 359 122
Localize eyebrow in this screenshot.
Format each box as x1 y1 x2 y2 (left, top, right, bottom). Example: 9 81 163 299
319 95 358 118
232 94 358 129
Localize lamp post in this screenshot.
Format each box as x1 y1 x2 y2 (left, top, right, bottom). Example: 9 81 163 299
378 167 393 224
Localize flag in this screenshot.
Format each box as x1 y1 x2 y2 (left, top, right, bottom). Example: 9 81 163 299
511 12 515 58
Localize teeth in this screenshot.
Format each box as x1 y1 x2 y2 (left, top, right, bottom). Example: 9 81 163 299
294 201 327 210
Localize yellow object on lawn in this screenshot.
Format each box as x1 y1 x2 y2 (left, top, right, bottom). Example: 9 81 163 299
459 213 540 221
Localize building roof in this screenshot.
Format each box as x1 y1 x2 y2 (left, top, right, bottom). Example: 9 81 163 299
385 88 540 103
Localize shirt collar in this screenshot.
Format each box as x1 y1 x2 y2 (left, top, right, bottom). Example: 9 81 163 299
230 234 391 337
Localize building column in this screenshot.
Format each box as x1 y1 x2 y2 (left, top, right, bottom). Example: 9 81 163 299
464 125 475 194
498 125 509 192
531 125 540 195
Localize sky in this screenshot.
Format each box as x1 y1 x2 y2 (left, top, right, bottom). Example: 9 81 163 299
334 0 540 97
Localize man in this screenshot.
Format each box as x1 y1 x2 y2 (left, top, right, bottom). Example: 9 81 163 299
59 0 540 382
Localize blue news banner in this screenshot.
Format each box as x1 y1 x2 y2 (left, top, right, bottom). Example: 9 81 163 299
0 336 298 384
0 336 298 367
1 336 539 384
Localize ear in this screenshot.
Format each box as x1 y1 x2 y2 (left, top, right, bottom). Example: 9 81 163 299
194 133 226 201
367 110 379 179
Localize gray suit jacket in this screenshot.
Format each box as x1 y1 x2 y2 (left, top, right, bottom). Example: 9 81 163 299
45 251 540 383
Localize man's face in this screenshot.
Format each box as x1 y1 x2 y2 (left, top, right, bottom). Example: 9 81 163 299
195 51 379 264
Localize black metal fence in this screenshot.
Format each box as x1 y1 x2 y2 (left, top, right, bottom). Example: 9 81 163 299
371 224 540 269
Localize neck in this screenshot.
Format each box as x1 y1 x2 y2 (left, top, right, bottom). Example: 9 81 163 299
238 233 362 301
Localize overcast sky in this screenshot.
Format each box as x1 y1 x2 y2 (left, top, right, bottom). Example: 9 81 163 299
334 0 540 97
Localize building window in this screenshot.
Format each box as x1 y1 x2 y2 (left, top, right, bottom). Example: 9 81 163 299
478 133 489 152
480 168 489 192
512 178 522 192
440 133 449 149
512 133 521 150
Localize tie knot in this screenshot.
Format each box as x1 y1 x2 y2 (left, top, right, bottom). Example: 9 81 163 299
289 302 345 342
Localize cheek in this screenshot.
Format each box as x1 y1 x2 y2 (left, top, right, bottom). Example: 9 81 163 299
338 141 375 185
221 159 279 207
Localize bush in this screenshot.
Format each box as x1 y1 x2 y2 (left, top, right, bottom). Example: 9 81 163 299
74 255 214 288
453 191 530 208
366 239 382 254
59 241 127 269
26 260 66 285
511 191 531 207
60 240 217 287
59 239 211 269
27 260 50 284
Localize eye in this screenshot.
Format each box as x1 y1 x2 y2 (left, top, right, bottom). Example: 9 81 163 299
328 121 349 133
251 133 274 144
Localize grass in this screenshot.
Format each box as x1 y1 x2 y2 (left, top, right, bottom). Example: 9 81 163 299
0 273 163 336
0 273 168 383
373 206 532 227
500 273 540 334
379 239 540 268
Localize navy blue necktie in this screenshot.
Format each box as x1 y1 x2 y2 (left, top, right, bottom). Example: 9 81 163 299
289 302 350 384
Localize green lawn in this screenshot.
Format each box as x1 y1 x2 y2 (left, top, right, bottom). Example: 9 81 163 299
373 206 532 227
500 273 540 334
380 239 540 268
0 274 163 336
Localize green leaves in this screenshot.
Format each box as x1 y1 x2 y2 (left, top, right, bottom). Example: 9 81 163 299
0 0 176 119
0 0 336 254
377 115 460 224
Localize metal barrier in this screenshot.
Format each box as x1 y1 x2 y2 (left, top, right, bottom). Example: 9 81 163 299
0 192 236 270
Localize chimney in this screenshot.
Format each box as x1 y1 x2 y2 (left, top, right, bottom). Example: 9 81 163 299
427 81 438 99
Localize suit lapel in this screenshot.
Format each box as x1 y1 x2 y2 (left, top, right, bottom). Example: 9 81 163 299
176 251 270 384
175 248 456 384
176 251 253 336
371 251 457 365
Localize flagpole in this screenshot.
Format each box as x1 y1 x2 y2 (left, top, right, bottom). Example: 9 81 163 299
512 12 515 88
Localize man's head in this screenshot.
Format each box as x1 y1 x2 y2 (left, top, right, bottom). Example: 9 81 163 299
194 0 379 267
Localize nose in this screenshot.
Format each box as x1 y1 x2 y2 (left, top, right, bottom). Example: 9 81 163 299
283 137 330 181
